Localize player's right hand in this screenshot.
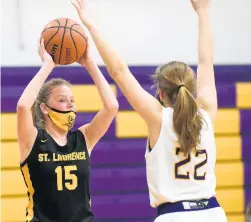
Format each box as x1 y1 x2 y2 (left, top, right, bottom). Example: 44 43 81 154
190 0 210 12
77 36 94 68
37 38 55 67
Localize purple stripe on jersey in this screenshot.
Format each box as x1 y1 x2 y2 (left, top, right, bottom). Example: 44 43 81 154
240 110 251 134
157 197 219 215
90 167 147 194
72 113 115 138
91 193 155 219
242 136 251 161
91 139 146 165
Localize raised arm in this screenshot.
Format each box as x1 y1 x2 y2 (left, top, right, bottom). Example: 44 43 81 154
71 0 162 129
17 39 55 162
191 0 217 122
78 38 118 151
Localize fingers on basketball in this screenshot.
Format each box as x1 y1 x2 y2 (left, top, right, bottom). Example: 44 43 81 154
41 39 45 51
37 39 42 55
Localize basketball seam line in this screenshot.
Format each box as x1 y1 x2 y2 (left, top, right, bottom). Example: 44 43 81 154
42 26 86 41
44 20 60 50
70 24 79 62
58 19 68 64
42 24 79 34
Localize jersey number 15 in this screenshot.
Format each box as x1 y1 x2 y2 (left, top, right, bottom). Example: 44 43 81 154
55 165 78 191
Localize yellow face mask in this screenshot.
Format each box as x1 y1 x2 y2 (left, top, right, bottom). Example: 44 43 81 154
46 105 76 132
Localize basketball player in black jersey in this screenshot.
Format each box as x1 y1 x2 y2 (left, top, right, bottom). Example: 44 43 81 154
17 37 118 222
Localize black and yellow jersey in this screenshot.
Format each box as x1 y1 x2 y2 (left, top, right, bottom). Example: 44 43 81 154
20 129 94 222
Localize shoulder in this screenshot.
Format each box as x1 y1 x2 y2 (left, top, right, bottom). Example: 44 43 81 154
34 128 50 144
68 129 91 155
23 128 46 146
199 108 213 124
68 129 87 144
20 128 46 166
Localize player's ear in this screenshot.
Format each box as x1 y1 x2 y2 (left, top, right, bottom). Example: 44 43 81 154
158 89 164 103
40 103 49 115
156 89 165 106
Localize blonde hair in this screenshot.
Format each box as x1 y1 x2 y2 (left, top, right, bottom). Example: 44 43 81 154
31 78 71 128
153 61 203 155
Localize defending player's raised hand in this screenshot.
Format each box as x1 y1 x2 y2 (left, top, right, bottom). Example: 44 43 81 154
71 0 92 27
190 0 210 12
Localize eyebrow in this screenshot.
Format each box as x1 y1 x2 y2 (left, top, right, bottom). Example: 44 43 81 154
57 95 75 99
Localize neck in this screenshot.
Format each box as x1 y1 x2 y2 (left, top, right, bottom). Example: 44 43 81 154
45 122 68 139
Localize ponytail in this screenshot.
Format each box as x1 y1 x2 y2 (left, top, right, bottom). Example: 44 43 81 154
173 86 203 155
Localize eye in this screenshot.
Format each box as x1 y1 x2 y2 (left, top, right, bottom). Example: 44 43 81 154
71 99 75 103
59 99 66 103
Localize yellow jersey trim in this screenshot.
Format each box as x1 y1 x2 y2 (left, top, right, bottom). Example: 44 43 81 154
21 163 35 222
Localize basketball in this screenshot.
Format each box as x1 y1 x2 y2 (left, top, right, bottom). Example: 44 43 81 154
41 18 87 65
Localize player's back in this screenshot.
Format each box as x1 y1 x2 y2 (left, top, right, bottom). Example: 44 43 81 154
145 107 216 208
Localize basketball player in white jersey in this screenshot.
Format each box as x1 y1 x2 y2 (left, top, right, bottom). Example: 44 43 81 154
72 0 228 221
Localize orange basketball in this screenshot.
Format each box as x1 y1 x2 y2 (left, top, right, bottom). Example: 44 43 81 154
41 18 87 65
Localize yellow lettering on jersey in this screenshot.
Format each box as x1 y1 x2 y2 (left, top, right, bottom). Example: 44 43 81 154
52 152 86 162
38 154 44 162
38 153 49 162
58 154 63 161
61 154 66 161
67 154 72 161
53 153 58 161
72 152 76 160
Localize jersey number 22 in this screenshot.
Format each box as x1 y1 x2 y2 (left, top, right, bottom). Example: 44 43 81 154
175 148 208 180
